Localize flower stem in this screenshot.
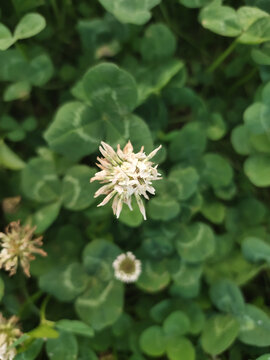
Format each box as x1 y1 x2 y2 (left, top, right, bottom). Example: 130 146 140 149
40 295 51 322
207 39 238 73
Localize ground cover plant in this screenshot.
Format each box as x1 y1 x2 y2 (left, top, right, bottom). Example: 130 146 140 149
1 0 270 359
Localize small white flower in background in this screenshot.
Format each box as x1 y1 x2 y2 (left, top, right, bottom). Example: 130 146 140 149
90 141 162 220
113 252 141 283
0 221 47 277
0 313 22 360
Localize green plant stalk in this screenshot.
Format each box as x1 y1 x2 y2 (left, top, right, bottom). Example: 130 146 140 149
18 270 40 317
207 39 238 73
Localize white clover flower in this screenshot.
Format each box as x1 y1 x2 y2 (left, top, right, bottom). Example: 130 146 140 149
0 314 22 360
113 252 141 283
90 141 162 220
0 221 47 277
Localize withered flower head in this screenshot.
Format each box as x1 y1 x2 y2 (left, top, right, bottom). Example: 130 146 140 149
2 196 21 215
0 313 22 360
0 221 47 277
90 141 162 220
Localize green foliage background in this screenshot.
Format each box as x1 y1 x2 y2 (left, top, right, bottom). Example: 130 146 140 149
1 0 270 359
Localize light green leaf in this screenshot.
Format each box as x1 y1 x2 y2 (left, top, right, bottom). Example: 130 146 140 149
163 311 190 337
231 125 252 155
0 49 53 86
176 222 215 263
252 42 270 65
207 113 227 141
83 63 138 113
238 305 270 346
30 201 61 233
75 241 123 330
209 279 245 314
201 201 226 224
170 262 202 299
0 23 14 50
75 279 124 331
148 196 180 221
168 167 199 201
169 122 207 163
143 236 174 260
238 16 270 45
140 23 176 62
199 3 241 37
0 49 28 82
137 59 184 104
98 0 160 25
39 263 88 302
14 13 46 40
28 324 59 339
46 331 78 360
119 199 144 227
22 116 37 132
179 0 212 8
112 313 132 337
139 326 166 357
150 299 173 323
256 355 270 360
244 102 270 135
44 102 100 159
244 155 270 187
30 225 84 277
56 320 94 338
205 252 264 286
250 132 270 153
125 114 153 153
137 260 170 293
201 314 239 355
242 237 270 263
179 302 205 335
237 6 269 32
45 104 151 160
29 53 54 86
4 81 31 101
62 165 98 211
14 339 43 360
202 153 233 189
82 239 120 280
21 157 61 203
0 139 25 170
166 336 195 360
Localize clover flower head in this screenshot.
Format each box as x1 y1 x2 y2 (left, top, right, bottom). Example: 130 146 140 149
113 252 141 283
90 141 162 220
0 221 47 277
0 313 22 360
